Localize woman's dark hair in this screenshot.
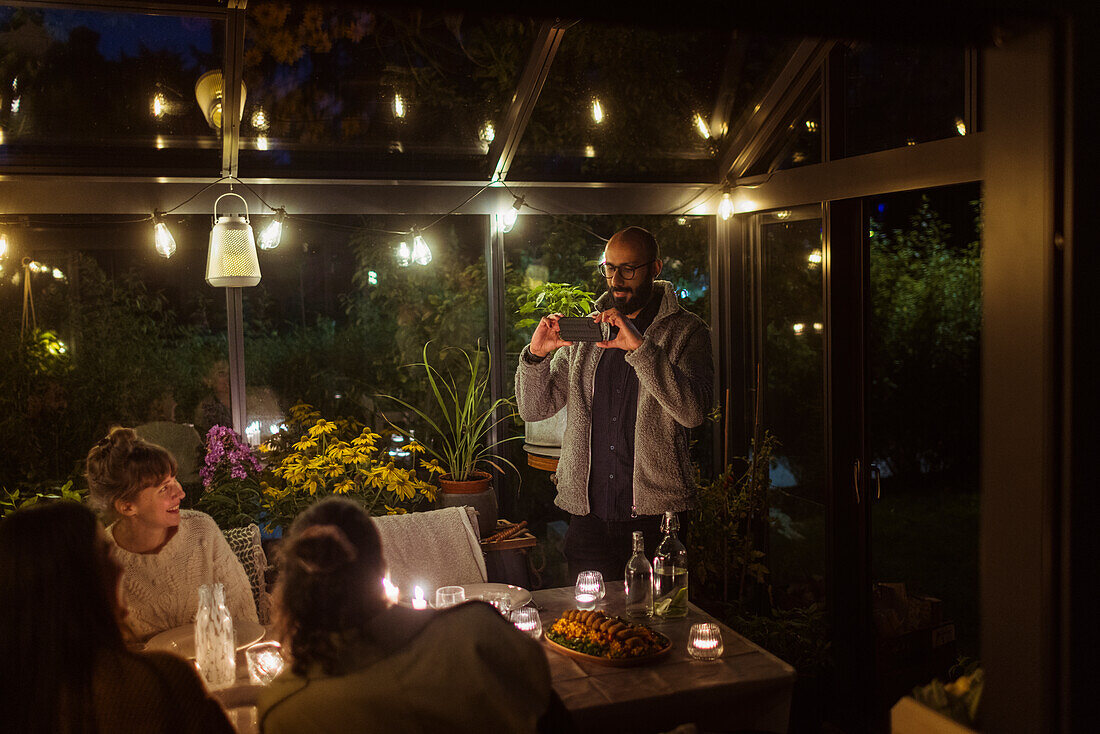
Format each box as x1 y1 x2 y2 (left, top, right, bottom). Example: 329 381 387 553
274 497 388 676
0 501 124 733
85 426 177 519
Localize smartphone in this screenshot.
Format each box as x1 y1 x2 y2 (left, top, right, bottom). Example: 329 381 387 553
556 317 616 342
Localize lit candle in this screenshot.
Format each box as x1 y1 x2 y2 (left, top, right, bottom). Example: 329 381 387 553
382 574 400 606
412 585 427 610
574 571 604 609
688 622 724 660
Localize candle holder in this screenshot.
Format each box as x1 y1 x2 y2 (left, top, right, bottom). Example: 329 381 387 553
687 622 724 660
245 642 285 685
411 585 428 610
435 585 466 609
574 571 604 609
509 607 543 640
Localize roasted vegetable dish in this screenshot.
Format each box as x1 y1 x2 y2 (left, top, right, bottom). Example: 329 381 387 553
546 609 669 659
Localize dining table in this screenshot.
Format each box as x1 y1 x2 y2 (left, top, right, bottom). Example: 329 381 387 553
212 583 795 734
533 583 795 733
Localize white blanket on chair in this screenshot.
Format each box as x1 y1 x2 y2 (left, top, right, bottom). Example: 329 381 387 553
372 507 487 599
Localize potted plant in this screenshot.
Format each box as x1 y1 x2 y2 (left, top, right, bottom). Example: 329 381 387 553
514 282 596 449
380 342 520 536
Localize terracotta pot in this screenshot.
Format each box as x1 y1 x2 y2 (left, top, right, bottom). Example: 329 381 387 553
438 470 492 494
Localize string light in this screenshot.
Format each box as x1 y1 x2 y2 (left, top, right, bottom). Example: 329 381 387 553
152 211 177 259
694 113 711 140
955 117 967 136
251 107 269 132
396 241 411 267
256 136 269 150
0 231 7 259
500 195 524 234
718 192 734 221
410 229 432 266
591 98 604 124
258 207 286 251
479 121 495 146
152 91 168 118
584 145 596 158
808 249 823 266
792 322 805 335
393 93 406 119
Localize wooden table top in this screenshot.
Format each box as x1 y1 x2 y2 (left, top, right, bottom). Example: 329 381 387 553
532 584 796 733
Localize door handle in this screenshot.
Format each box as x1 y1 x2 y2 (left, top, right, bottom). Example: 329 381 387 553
870 463 882 500
853 459 862 505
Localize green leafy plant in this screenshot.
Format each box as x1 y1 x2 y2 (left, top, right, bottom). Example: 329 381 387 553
380 342 521 483
259 403 438 532
514 282 596 329
0 480 86 520
912 658 983 728
691 430 779 603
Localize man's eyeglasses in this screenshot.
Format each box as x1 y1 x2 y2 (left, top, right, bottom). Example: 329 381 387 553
597 259 656 281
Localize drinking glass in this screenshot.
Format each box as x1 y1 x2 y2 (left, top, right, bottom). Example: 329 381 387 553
509 607 543 639
435 585 466 609
687 622 724 660
574 570 604 608
245 642 285 684
482 591 512 615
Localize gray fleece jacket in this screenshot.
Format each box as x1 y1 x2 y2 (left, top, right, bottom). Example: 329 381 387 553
515 281 714 517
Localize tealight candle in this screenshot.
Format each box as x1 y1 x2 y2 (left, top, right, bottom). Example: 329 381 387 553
509 608 543 639
245 642 285 685
574 571 604 609
412 585 427 610
687 622 724 660
382 574 400 606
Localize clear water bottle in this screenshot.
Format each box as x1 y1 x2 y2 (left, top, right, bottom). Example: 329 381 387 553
624 530 654 619
653 511 689 619
195 583 236 690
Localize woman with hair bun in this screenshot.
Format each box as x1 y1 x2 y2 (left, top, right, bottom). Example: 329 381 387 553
84 426 258 641
259 496 564 734
0 501 235 733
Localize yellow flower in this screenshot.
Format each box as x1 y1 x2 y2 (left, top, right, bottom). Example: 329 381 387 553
420 459 446 476
384 505 408 515
308 419 338 437
392 480 416 501
305 479 319 496
335 479 355 494
406 441 426 455
293 436 318 451
325 463 346 478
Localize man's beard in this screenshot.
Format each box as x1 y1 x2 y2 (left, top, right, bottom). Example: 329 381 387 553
611 280 654 315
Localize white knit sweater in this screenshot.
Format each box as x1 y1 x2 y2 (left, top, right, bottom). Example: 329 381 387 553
108 510 259 641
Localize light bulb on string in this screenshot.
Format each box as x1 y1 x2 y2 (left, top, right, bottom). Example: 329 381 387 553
393 93 406 119
410 230 432 266
0 231 8 259
153 211 177 259
694 113 711 140
718 192 734 221
591 98 604 124
396 241 411 267
259 207 286 250
501 195 524 234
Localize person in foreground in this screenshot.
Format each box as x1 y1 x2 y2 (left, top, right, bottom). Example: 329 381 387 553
259 496 566 734
85 427 258 641
515 226 714 580
0 501 235 734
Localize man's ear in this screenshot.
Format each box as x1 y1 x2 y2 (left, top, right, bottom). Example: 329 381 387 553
114 497 136 517
652 258 663 278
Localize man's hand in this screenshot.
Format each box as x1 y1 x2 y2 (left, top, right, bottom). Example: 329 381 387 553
594 308 643 351
530 313 573 358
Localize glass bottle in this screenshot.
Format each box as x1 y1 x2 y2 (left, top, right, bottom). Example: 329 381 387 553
653 511 689 618
195 583 236 690
624 530 654 619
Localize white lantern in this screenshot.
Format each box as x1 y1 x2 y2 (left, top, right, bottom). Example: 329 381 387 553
206 192 261 288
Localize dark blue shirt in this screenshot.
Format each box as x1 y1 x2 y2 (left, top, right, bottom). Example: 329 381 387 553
588 294 661 521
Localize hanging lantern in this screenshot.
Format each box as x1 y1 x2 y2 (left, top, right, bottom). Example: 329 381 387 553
206 192 261 287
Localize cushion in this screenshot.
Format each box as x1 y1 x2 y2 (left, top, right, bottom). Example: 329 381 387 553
223 523 270 623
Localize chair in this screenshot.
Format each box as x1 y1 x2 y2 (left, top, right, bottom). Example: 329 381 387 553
371 506 487 598
222 523 271 624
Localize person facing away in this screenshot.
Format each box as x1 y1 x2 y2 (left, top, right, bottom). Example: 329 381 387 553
193 359 233 438
258 496 560 734
515 226 714 581
0 501 235 734
85 427 258 641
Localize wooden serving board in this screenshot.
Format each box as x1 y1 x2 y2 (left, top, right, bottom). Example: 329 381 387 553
543 631 673 667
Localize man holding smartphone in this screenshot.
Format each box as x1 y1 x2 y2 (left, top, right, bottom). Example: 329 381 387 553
515 226 714 580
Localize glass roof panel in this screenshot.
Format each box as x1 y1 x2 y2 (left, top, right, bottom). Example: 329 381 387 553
509 23 795 182
0 5 223 175
744 82 822 177
237 6 534 179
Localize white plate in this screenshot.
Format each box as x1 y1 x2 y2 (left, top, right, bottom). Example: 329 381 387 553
146 620 267 659
458 582 532 610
